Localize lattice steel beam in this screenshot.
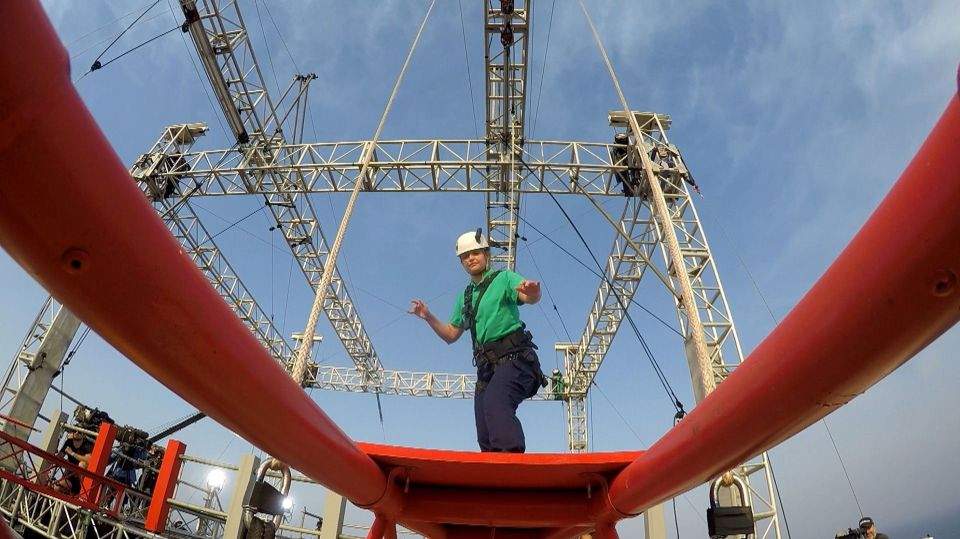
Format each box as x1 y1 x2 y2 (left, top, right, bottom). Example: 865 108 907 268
484 0 531 270
484 0 530 145
564 395 588 453
141 139 653 196
179 0 382 379
1 297 65 414
628 113 780 538
180 0 281 145
563 198 663 396
308 365 553 400
131 124 294 367
642 140 779 537
0 297 81 439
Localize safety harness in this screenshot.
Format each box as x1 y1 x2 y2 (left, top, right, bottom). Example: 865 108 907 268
462 270 502 361
462 272 547 392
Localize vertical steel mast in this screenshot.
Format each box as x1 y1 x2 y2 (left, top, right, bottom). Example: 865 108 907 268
484 0 530 270
0 297 80 441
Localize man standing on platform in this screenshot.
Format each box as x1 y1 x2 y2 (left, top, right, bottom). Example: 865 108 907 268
410 229 545 452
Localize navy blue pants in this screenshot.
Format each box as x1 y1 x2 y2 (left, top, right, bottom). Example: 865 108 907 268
474 356 541 452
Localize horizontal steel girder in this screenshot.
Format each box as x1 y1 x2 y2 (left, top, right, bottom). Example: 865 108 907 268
4 5 960 538
137 139 676 196
310 365 560 400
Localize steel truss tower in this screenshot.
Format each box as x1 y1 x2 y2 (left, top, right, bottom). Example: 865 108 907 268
178 0 383 386
484 0 529 270
558 111 781 537
1 1 784 536
0 297 80 441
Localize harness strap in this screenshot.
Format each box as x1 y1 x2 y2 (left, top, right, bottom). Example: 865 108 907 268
463 270 502 356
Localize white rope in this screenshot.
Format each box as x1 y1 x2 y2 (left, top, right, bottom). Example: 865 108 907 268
291 0 438 385
576 0 714 396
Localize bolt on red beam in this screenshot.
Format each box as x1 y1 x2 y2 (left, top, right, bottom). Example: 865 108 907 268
545 92 960 539
0 0 388 508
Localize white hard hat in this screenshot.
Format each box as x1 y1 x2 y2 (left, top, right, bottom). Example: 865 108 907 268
455 229 489 256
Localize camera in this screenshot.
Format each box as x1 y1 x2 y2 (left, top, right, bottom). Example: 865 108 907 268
836 528 866 539
73 405 113 430
117 426 149 449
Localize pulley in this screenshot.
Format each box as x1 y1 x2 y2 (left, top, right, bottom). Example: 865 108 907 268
501 21 514 48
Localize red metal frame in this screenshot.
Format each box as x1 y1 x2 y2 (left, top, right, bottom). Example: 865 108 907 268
366 515 397 539
81 422 117 504
145 439 186 533
2 2 958 538
0 430 129 516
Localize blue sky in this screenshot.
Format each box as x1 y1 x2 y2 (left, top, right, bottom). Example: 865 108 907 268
2 1 958 537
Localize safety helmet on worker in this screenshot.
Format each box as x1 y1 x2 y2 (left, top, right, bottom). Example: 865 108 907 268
455 229 490 256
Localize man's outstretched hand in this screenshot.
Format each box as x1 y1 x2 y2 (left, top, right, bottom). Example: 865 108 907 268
409 299 431 320
515 280 541 304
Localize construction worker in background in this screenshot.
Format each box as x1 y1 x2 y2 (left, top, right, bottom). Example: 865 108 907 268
410 229 546 452
858 517 889 539
54 430 94 495
551 368 565 400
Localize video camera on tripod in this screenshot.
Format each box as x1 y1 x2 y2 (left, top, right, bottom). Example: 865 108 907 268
835 529 866 539
72 405 113 430
116 425 149 449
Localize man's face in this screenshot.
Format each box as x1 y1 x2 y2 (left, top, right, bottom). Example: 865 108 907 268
459 248 487 276
862 525 876 539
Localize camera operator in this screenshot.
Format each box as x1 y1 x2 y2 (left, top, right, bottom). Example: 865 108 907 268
53 430 94 495
138 445 164 494
107 426 150 487
858 517 889 539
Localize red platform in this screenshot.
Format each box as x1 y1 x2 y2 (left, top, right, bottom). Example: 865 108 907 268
356 445 645 531
358 443 642 491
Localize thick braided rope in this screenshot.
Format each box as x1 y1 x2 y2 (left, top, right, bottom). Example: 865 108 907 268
576 0 714 397
291 0 438 386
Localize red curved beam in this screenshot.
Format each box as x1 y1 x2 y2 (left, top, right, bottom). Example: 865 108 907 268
4 2 959 538
546 92 960 538
0 0 396 513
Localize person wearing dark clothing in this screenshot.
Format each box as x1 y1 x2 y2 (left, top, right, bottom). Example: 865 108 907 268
55 431 94 495
410 229 544 452
107 445 147 487
859 516 890 539
138 445 164 494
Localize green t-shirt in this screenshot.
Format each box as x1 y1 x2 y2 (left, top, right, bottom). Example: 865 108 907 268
449 270 525 344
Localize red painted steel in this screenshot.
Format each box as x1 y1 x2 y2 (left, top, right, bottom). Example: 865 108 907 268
0 513 18 539
356 445 641 528
358 443 642 490
81 422 117 503
403 487 597 528
0 0 391 512
145 440 186 532
445 528 541 539
2 1 958 538
366 516 386 539
0 414 39 432
594 522 619 539
366 515 398 539
0 430 129 515
544 97 960 538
